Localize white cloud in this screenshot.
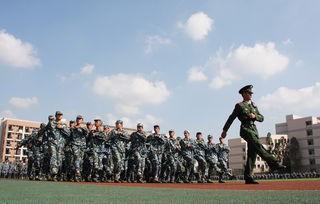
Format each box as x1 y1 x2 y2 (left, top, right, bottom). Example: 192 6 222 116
93 74 170 115
9 97 38 109
208 42 289 89
115 104 140 116
259 82 320 112
181 12 213 41
187 66 207 82
0 109 16 118
144 35 172 54
80 63 94 75
0 30 40 69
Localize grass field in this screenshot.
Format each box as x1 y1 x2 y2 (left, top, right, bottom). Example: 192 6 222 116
0 179 320 204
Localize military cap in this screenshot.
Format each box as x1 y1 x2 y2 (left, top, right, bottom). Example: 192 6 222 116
184 130 190 134
153 124 160 128
137 123 143 127
55 111 63 116
94 118 101 122
196 132 202 136
239 85 253 94
169 129 175 133
86 122 92 125
48 115 54 119
207 135 213 139
116 120 123 124
76 115 83 119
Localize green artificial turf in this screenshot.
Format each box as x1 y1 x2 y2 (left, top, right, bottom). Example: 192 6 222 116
0 179 319 204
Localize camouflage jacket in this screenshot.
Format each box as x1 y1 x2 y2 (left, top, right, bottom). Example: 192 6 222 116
206 142 219 162
71 126 88 147
216 143 230 161
179 138 195 157
108 129 130 153
129 131 147 152
194 139 206 157
146 133 166 154
46 120 70 146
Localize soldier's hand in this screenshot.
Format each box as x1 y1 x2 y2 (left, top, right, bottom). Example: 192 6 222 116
221 131 227 138
248 113 256 119
57 124 62 129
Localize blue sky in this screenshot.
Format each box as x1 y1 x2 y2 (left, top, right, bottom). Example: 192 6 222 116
0 1 320 140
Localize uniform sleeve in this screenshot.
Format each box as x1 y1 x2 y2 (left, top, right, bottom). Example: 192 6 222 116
223 104 240 132
254 106 264 122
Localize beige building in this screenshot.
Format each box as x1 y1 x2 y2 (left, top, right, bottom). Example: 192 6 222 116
276 114 320 171
0 118 41 163
228 134 288 175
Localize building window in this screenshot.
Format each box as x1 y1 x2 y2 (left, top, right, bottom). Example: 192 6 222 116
310 158 316 165
17 133 23 140
307 139 314 146
7 132 12 139
309 149 315 155
243 156 246 160
257 164 260 168
257 157 260 161
306 121 312 126
306 129 313 136
6 140 11 146
242 148 246 152
23 149 27 156
5 148 10 154
15 149 21 155
5 156 9 161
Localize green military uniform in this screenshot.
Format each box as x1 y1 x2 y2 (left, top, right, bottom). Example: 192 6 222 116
222 85 283 183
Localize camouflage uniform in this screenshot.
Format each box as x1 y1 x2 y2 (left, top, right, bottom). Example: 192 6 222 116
146 132 166 182
108 128 129 182
179 136 197 182
205 140 221 182
194 138 207 182
128 130 147 182
47 119 70 180
70 124 88 181
163 136 180 183
87 128 107 181
217 142 231 182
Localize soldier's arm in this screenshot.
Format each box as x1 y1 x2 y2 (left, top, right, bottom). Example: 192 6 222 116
223 103 240 132
60 125 71 138
253 104 264 122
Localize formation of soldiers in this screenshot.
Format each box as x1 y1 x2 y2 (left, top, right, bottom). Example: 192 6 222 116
0 161 28 179
15 111 233 183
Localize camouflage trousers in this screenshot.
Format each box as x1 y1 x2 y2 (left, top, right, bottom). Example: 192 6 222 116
182 154 197 182
147 152 162 180
32 149 42 178
161 154 177 182
194 155 207 181
127 151 145 180
206 158 221 180
72 145 85 176
49 144 64 176
111 148 125 181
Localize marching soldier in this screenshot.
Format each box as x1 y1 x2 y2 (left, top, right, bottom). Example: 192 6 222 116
194 132 207 183
108 120 130 182
205 135 221 183
221 85 285 184
146 125 166 183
